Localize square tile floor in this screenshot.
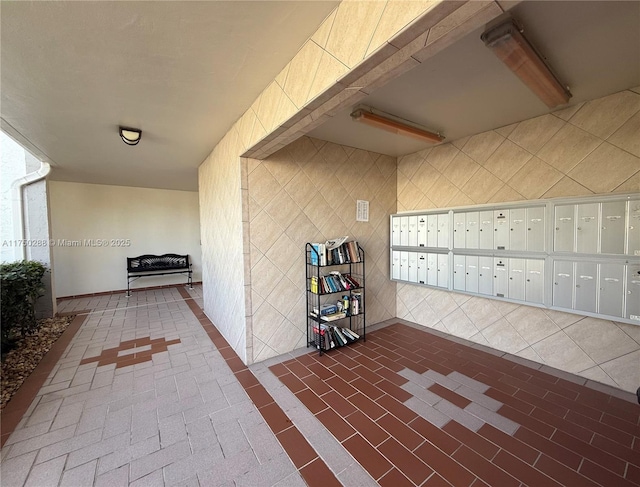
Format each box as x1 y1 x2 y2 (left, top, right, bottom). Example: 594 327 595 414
1 285 638 486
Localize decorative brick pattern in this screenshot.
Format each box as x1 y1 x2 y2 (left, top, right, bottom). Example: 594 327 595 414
273 322 640 486
79 337 181 369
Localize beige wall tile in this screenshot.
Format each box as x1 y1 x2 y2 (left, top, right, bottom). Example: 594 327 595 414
563 317 639 365
424 288 458 318
459 296 501 330
250 210 285 255
282 40 324 109
441 308 479 339
255 81 285 134
483 139 532 183
425 174 457 207
611 171 640 193
568 142 640 193
461 130 504 164
248 164 280 208
367 0 437 57
507 157 563 199
411 161 441 193
398 150 430 178
307 51 349 104
481 318 528 354
504 307 560 345
508 114 564 155
441 151 480 189
536 124 602 174
495 122 518 138
426 143 459 172
608 111 640 158
577 366 618 388
311 9 337 49
425 1 494 46
460 166 502 204
599 350 640 392
553 102 584 122
542 177 593 199
447 190 475 207
531 331 596 374
569 90 640 139
325 0 387 68
543 309 583 329
487 184 525 204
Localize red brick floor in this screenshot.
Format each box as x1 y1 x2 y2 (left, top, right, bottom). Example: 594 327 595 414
271 323 640 487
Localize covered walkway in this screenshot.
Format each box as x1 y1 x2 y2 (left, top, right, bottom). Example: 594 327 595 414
1 285 638 486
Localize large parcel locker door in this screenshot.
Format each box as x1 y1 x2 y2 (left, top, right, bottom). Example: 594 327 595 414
417 216 428 248
508 258 526 301
392 251 401 280
525 259 544 304
437 253 449 288
479 210 493 250
437 213 450 249
427 253 438 286
576 203 598 254
553 261 574 309
453 213 466 249
392 217 401 247
408 252 418 283
526 206 545 252
400 251 409 281
601 201 625 255
408 216 418 247
554 205 575 252
494 210 510 250
598 263 624 318
399 216 409 246
494 258 508 298
465 211 479 249
465 255 479 294
626 264 640 321
575 261 597 313
427 214 438 248
509 208 527 251
417 253 428 284
478 256 493 296
628 199 640 256
453 255 466 291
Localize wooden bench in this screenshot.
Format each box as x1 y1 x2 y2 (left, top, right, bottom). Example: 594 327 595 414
126 254 192 296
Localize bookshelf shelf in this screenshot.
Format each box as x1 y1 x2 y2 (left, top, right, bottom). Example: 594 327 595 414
306 241 366 355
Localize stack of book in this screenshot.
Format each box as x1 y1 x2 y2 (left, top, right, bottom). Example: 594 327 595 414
313 324 360 350
309 238 360 266
310 272 361 294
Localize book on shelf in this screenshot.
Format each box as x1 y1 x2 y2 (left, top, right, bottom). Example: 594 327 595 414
309 238 361 266
321 312 346 322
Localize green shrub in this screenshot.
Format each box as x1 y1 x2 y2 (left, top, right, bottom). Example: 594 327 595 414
1 260 47 352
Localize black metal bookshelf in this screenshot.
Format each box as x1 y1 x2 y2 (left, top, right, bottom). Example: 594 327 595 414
305 242 365 355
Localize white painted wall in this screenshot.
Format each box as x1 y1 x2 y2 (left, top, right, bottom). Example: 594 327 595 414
49 181 201 297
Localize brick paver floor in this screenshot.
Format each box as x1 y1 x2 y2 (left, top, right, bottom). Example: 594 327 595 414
1 284 639 486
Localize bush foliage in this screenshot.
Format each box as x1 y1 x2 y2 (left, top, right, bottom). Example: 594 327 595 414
1 260 47 352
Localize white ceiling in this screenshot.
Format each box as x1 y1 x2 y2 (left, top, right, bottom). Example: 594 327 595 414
2 2 639 192
1 1 338 191
310 0 640 156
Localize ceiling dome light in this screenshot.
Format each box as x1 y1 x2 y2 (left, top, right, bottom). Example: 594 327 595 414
119 126 142 146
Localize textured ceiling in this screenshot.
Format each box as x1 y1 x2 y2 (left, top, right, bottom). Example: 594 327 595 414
309 1 640 157
1 1 338 190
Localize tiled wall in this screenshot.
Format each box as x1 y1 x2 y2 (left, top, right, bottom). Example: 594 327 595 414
246 136 397 363
239 1 504 159
396 88 640 392
198 129 248 363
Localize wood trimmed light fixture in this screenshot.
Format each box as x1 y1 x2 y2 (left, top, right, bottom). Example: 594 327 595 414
350 107 444 144
119 126 142 146
481 16 571 108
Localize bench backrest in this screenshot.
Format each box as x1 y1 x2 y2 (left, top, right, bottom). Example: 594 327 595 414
127 254 190 273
